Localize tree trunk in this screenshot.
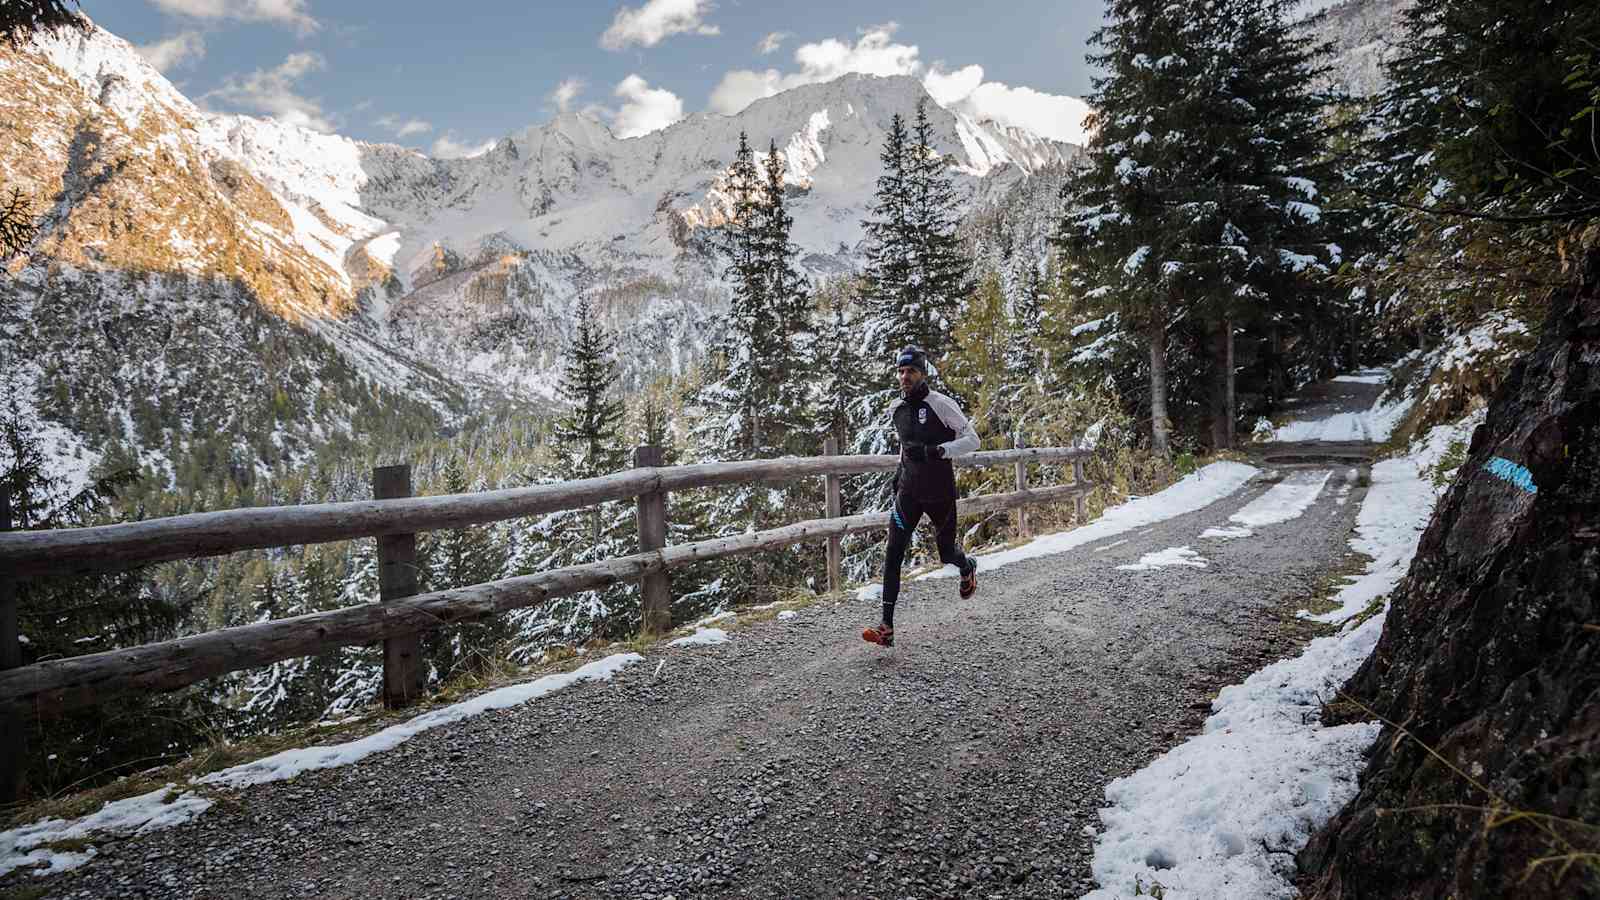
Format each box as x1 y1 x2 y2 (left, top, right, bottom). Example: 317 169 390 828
1225 316 1236 449
1149 318 1171 456
1211 319 1230 450
1269 324 1286 410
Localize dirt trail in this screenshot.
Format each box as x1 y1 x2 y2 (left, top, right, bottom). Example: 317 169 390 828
17 389 1389 900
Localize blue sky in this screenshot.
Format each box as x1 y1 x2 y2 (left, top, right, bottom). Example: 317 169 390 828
87 0 1112 154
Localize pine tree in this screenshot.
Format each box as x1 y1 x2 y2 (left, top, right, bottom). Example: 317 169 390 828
814 280 874 452
1186 0 1344 446
1003 260 1050 408
757 139 815 454
689 132 822 605
419 455 509 677
1 188 36 259
1055 0 1216 455
861 113 916 360
861 102 974 364
1350 0 1599 351
697 131 778 459
2 402 227 798
552 296 626 480
905 99 975 355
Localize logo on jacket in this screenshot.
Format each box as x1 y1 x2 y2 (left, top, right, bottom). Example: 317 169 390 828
918 408 928 424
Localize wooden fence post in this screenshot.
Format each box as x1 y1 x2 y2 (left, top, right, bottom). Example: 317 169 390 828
374 465 423 708
634 446 671 635
823 438 842 593
1013 433 1029 540
1 488 22 802
1073 457 1087 523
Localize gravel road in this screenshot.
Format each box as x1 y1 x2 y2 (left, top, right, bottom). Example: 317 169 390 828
15 453 1373 900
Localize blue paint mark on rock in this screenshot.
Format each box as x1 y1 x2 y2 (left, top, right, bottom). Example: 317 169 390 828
1484 456 1538 494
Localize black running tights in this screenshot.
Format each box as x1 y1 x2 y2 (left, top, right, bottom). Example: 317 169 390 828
880 493 970 628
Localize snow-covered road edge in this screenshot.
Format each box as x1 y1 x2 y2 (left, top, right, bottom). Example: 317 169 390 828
0 652 643 879
856 461 1261 598
1080 415 1480 900
1303 411 1482 624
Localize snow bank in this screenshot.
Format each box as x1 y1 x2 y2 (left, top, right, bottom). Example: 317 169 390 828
2 652 643 876
856 461 1259 596
199 652 642 789
0 786 212 878
1082 415 1479 899
1083 617 1385 900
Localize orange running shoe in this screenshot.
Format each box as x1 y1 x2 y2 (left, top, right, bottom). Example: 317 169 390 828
862 623 895 647
959 561 978 599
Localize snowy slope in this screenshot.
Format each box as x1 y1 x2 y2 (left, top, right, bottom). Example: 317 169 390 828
2 21 1077 482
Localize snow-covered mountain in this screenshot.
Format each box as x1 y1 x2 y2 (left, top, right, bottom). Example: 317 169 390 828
1 22 1076 483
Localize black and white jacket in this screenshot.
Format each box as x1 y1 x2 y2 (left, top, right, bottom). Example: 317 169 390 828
888 383 981 503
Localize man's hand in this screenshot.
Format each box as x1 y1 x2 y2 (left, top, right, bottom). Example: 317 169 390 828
929 444 946 460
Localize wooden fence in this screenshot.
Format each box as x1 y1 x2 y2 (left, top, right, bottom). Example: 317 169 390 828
0 443 1092 796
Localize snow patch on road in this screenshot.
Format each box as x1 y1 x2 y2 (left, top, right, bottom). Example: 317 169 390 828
669 627 731 647
1200 525 1253 540
1116 546 1208 571
1228 470 1332 529
1271 368 1414 443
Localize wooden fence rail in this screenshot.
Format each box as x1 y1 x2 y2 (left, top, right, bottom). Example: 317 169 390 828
0 445 1095 800
0 448 1090 579
0 481 1090 716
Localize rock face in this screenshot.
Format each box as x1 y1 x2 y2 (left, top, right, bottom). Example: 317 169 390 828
1298 239 1600 898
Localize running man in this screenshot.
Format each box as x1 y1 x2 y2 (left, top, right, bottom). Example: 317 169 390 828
862 347 981 648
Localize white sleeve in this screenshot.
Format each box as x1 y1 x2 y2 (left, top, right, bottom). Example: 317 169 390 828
927 392 980 458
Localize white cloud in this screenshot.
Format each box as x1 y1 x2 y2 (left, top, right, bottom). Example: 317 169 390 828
204 51 334 132
708 24 919 115
135 31 206 73
928 64 1092 146
150 0 319 35
377 115 433 138
549 77 586 113
793 23 919 80
611 74 684 139
923 64 983 107
756 31 787 55
600 0 719 50
707 25 1090 145
430 133 496 159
